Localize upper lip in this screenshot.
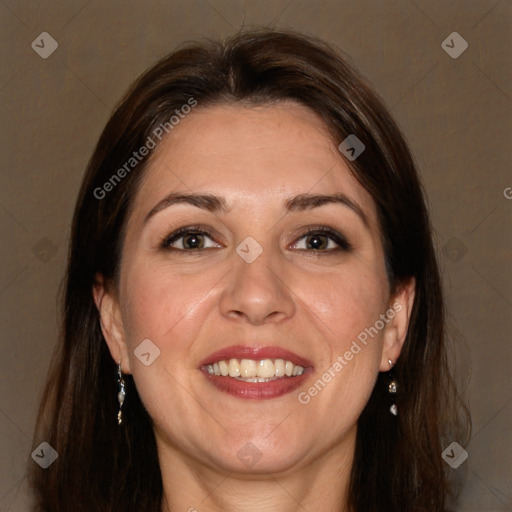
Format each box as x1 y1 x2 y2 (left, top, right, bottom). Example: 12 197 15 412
199 345 313 368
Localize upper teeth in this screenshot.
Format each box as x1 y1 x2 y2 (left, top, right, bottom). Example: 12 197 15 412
205 358 305 379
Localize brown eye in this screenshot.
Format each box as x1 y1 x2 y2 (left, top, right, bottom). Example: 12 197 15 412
293 227 351 252
162 227 219 251
180 233 205 249
305 234 330 250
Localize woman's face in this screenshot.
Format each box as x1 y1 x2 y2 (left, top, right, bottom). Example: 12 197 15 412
100 101 413 475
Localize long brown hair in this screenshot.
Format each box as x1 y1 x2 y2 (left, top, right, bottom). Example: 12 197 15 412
30 28 470 511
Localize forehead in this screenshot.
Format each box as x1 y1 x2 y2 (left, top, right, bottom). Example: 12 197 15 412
131 101 378 226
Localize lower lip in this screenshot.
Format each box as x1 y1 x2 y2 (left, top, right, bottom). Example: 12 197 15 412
202 369 312 400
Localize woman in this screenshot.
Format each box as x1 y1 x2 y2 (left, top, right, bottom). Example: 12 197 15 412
29 28 470 511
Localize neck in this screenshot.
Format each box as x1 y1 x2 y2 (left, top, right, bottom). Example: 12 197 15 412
158 427 356 512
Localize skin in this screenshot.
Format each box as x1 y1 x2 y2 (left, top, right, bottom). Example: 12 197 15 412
94 101 415 512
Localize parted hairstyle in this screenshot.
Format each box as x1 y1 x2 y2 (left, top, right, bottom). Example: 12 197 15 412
30 28 470 512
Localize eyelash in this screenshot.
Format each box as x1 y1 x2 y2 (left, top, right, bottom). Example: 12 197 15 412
161 224 352 253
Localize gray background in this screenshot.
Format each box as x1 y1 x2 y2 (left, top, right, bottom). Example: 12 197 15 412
0 1 510 510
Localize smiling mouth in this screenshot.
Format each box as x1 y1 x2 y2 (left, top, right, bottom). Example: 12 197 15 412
202 358 305 382
200 357 312 400
199 345 313 399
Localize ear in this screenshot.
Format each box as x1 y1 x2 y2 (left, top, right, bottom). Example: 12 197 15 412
379 277 416 372
92 273 132 374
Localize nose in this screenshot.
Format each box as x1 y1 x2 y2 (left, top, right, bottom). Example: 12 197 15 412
218 244 296 326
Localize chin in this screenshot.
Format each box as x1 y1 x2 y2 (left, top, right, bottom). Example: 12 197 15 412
204 436 307 475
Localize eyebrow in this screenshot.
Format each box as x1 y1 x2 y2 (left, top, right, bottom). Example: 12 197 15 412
144 192 369 227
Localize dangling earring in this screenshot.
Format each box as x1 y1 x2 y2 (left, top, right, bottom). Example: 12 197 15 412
117 362 126 425
388 359 398 416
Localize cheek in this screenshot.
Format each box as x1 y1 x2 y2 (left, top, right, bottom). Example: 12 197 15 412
118 262 214 428
119 259 222 364
295 266 387 412
301 265 388 348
